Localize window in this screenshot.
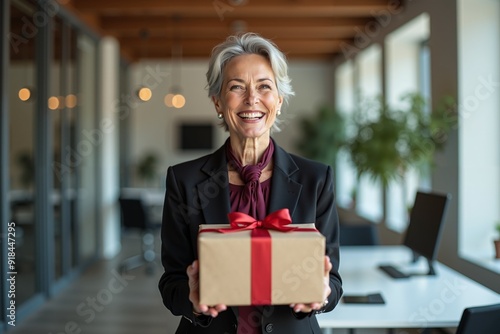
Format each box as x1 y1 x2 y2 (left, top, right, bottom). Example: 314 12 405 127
334 13 432 227
335 60 356 208
354 44 383 222
385 13 431 232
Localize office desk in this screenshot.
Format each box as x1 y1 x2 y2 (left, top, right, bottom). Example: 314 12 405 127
317 246 500 331
120 187 165 223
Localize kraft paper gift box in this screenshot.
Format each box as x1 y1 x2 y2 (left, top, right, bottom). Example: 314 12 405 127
198 210 325 306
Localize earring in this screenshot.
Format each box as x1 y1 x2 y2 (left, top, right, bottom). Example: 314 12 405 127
277 109 281 116
217 113 224 119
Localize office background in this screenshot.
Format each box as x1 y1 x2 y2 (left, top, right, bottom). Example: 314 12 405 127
1 0 499 332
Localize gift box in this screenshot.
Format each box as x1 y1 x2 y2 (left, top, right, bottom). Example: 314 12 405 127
198 209 325 306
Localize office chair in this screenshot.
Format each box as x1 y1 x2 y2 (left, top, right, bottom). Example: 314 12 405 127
339 223 379 246
455 303 500 334
118 197 161 275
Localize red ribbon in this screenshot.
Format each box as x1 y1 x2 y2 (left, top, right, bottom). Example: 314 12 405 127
226 208 296 232
199 209 316 305
250 227 272 304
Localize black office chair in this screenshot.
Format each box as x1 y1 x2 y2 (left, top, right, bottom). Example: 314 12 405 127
455 303 500 334
118 197 160 275
339 223 379 246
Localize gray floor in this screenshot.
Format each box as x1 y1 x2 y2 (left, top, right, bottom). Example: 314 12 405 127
9 235 181 334
8 234 452 334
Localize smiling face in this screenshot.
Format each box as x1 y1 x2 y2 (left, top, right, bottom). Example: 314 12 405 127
212 54 283 142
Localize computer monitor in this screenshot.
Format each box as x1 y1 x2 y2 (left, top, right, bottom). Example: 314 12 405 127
403 190 451 275
379 190 451 278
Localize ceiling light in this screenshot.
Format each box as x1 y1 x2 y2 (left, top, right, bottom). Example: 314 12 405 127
18 87 33 102
137 86 152 102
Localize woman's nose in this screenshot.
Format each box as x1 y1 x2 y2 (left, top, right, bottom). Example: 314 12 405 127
244 88 259 105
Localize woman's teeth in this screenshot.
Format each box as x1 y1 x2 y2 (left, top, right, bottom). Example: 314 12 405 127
239 112 264 119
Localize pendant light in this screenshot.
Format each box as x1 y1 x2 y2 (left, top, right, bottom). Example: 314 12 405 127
137 29 152 102
18 37 34 102
164 15 185 109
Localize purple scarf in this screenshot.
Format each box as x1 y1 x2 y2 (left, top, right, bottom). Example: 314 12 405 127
226 140 274 220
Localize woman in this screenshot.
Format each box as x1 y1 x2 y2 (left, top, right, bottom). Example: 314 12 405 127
158 32 342 334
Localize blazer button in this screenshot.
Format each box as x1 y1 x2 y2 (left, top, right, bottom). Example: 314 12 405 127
265 323 274 333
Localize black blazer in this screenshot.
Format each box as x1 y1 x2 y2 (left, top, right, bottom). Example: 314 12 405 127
158 139 343 334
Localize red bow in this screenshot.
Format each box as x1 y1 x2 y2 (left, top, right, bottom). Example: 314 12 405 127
224 208 296 233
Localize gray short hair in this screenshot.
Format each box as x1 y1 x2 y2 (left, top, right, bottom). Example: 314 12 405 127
206 32 295 132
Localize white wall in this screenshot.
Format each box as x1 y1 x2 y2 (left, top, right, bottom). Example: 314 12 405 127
128 59 333 188
458 0 500 264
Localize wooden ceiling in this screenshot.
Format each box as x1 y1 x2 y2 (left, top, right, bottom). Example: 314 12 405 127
62 0 403 62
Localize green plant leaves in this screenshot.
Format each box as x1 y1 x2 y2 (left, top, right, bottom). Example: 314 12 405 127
345 93 457 187
295 94 457 189
295 105 346 169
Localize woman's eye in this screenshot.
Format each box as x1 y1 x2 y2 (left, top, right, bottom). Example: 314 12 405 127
259 84 272 90
230 85 244 91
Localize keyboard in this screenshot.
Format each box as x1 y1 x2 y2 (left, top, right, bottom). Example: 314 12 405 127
378 264 410 279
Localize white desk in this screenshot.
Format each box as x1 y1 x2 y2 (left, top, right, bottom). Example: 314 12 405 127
317 246 500 331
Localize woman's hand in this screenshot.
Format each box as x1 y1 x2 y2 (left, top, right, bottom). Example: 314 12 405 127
187 260 227 317
289 255 332 313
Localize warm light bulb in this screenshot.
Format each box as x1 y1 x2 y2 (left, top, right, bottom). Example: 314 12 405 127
66 94 77 108
137 87 152 101
172 94 185 108
48 96 60 110
164 93 174 107
18 87 32 101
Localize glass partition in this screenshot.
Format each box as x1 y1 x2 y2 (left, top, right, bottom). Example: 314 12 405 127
51 17 79 281
52 15 63 280
9 0 39 307
76 33 98 264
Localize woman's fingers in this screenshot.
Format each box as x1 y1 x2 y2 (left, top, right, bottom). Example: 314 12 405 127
288 255 333 313
187 260 202 312
187 261 227 317
324 255 332 275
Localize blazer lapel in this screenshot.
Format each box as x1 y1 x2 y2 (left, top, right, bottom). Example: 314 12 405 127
197 139 302 222
268 141 302 217
197 143 231 225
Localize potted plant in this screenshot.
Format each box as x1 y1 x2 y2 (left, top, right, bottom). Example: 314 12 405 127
345 93 457 191
295 104 346 171
494 222 500 259
136 152 160 187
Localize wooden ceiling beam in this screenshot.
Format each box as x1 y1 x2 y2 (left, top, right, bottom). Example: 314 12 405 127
120 37 349 57
100 16 370 29
100 17 370 31
71 0 397 18
62 0 403 61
